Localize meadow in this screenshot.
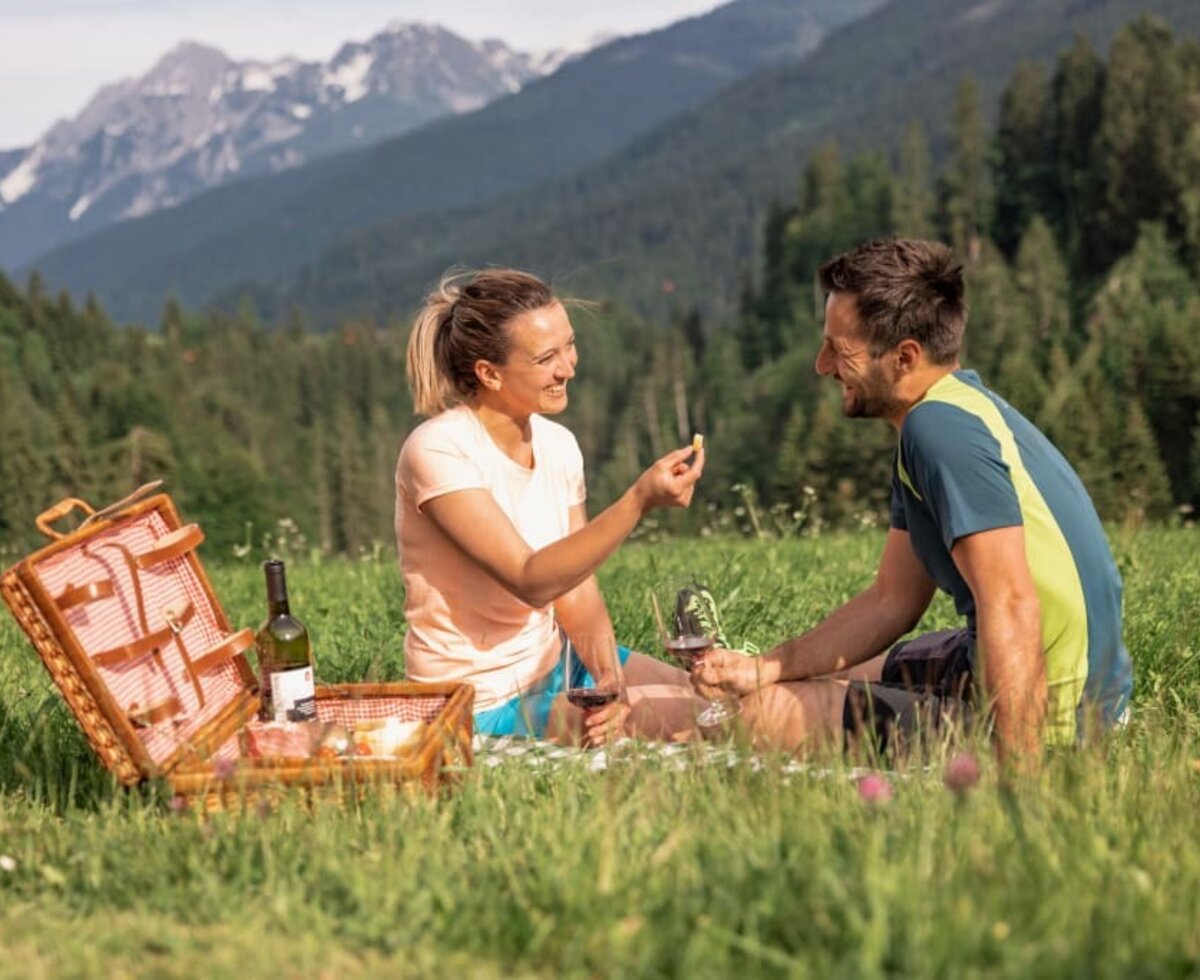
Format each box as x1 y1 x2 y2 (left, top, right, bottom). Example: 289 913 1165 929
0 527 1198 978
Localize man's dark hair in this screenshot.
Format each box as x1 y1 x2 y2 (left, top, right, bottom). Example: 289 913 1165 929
817 239 966 365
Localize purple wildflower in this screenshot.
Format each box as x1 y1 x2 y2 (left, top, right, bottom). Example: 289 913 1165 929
944 751 982 794
856 772 893 805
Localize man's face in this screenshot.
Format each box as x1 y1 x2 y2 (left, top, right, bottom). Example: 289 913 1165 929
814 291 901 420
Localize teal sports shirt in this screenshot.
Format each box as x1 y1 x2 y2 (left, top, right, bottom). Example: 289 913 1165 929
891 370 1132 743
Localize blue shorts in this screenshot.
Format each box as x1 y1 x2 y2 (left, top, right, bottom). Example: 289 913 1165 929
474 642 633 737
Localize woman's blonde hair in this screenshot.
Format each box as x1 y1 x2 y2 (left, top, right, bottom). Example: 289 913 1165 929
406 268 555 415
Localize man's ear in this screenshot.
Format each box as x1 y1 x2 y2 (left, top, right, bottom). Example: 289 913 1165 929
895 339 923 375
475 359 502 391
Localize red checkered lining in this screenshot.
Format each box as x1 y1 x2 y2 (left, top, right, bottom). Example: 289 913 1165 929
316 696 448 726
206 695 450 764
33 510 247 767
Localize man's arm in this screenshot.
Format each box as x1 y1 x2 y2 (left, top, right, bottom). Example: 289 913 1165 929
695 528 936 696
951 525 1046 766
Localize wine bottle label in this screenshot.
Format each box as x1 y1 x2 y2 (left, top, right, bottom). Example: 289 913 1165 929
269 665 316 722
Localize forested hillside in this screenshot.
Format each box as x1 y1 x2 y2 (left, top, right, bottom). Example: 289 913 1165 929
1 17 1196 557
242 0 1200 329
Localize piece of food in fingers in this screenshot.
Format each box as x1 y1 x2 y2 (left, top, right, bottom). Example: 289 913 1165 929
692 433 704 454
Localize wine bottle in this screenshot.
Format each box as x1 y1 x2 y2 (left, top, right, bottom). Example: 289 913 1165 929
257 559 317 722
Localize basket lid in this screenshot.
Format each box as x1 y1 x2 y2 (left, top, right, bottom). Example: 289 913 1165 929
1 488 259 783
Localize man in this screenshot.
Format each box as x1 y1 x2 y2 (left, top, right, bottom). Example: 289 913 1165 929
693 239 1132 763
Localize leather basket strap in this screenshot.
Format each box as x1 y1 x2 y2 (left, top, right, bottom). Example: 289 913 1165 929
92 601 196 668
134 524 204 570
90 540 151 637
166 603 207 709
192 628 255 675
55 579 116 612
129 696 183 729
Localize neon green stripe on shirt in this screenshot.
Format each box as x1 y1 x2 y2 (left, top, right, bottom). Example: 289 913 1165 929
922 374 1089 745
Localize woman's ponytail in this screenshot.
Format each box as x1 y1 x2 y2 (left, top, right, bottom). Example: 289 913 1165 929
406 278 458 416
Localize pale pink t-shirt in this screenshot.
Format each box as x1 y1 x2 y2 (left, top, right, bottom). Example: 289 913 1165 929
394 404 586 712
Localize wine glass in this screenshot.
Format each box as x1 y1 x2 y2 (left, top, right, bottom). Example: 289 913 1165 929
651 587 741 733
562 633 624 746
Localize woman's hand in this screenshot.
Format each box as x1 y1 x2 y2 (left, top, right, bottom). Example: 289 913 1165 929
691 648 772 700
634 444 705 513
580 695 631 749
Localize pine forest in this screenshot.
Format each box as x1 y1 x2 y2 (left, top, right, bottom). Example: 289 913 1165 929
2 16 1198 557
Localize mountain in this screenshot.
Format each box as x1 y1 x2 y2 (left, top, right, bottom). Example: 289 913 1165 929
243 0 1200 327
0 24 561 269
23 0 888 325
0 148 24 178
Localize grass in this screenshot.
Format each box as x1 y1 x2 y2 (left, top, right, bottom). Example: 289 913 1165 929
0 527 1198 977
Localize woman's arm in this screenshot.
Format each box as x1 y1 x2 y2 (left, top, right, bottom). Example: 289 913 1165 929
422 445 704 608
553 504 622 684
553 503 630 745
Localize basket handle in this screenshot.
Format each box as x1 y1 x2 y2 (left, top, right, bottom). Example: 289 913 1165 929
34 480 165 540
35 498 97 540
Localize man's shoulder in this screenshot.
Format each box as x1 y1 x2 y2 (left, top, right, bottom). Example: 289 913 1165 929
902 396 995 458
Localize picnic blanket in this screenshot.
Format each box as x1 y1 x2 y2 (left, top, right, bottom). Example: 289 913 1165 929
471 734 866 776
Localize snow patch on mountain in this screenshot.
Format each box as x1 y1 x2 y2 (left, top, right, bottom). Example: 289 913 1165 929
239 66 277 93
0 21 596 268
326 49 374 103
68 192 95 222
1 145 42 204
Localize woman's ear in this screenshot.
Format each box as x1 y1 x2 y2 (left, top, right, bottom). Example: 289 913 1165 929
475 359 502 391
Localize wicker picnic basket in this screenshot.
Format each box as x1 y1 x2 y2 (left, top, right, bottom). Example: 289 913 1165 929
0 484 473 812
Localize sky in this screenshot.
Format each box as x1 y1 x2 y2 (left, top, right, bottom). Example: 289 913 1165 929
0 0 724 148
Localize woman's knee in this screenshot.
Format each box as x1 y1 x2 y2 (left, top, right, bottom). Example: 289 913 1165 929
740 681 846 753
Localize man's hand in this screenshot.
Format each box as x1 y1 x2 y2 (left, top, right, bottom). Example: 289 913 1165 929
690 648 775 701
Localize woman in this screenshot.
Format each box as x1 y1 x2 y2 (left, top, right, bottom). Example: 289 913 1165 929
395 268 704 746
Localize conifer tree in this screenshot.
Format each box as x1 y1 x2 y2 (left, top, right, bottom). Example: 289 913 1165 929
960 245 1014 379
1039 350 1115 517
892 122 935 239
939 76 993 260
1097 17 1189 270
993 62 1054 258
1189 409 1200 510
772 403 809 502
1114 399 1174 522
1013 215 1073 364
1051 36 1107 280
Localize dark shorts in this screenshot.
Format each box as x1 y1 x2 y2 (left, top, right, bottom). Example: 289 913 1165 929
842 628 975 752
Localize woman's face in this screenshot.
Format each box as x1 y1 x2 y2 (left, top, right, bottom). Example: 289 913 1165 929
485 301 578 417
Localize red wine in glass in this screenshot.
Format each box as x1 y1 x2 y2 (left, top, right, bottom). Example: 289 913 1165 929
664 632 740 732
663 633 714 669
567 687 620 710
